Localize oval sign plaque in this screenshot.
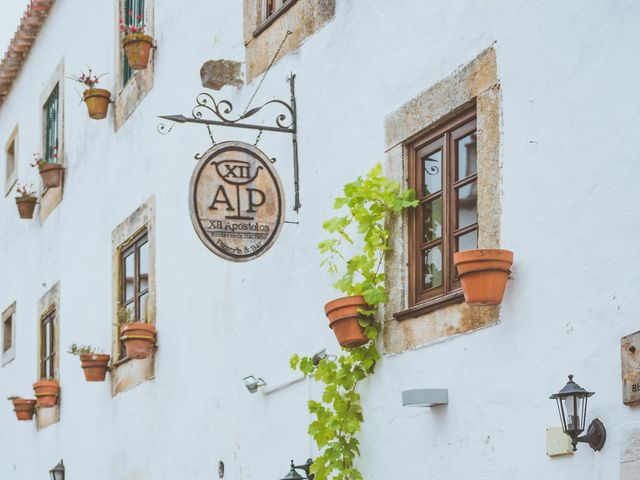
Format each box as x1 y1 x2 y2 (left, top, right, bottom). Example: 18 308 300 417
189 141 285 262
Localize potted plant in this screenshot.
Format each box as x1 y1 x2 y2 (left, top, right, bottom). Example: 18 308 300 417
14 183 37 219
118 307 156 359
120 14 153 70
68 343 111 382
31 152 63 188
7 396 37 421
32 379 60 408
453 249 514 305
317 163 418 347
290 164 417 480
69 69 111 120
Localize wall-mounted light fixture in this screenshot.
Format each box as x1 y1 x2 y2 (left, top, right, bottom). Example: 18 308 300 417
280 459 314 480
402 389 448 407
549 375 606 452
243 375 266 394
49 460 64 480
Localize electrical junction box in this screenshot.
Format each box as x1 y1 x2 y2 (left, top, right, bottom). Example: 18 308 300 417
546 427 573 457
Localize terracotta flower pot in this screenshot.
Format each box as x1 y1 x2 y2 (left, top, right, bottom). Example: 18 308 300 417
11 398 37 421
83 88 111 120
324 296 370 348
15 197 37 219
120 323 156 359
453 249 514 305
32 379 60 408
39 163 64 188
79 354 111 381
122 33 153 70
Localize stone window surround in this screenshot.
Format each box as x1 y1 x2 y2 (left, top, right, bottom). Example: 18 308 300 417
110 197 156 396
113 0 155 131
1 302 16 366
4 124 18 197
383 46 502 355
36 282 60 430
39 59 64 224
243 0 336 82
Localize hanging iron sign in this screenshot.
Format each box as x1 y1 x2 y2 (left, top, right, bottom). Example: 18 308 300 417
189 141 285 262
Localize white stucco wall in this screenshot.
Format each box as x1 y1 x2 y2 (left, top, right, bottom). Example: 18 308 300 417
1 0 640 479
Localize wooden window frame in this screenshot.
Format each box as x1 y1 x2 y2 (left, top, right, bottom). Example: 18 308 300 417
1 302 16 366
4 124 18 196
43 84 59 164
39 308 56 379
254 0 298 37
117 229 149 359
406 106 478 315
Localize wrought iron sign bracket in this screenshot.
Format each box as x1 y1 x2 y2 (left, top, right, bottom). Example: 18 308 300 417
158 74 300 212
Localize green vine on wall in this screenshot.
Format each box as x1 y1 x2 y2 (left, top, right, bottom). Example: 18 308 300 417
291 164 417 480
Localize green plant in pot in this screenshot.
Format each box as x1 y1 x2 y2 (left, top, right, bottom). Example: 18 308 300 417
290 163 417 480
68 343 111 382
118 306 156 359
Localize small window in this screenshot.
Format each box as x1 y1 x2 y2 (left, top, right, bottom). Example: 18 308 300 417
257 0 298 32
4 125 18 195
118 229 149 359
121 0 145 86
40 309 56 379
408 106 478 310
1 303 16 366
43 85 59 164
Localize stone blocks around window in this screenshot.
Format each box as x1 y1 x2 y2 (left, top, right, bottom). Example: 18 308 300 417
383 46 502 354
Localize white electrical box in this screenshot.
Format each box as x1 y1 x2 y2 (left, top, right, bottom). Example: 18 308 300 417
546 427 574 457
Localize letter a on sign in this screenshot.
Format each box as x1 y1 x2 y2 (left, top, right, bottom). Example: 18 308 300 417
189 141 285 262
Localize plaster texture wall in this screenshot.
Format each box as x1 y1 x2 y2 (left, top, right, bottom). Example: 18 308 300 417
0 1 639 479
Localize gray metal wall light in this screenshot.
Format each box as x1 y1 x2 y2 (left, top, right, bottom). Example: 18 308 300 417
402 389 448 407
549 375 606 452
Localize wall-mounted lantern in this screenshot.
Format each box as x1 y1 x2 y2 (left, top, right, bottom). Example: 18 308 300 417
402 389 448 407
280 459 313 480
49 460 64 480
549 375 606 451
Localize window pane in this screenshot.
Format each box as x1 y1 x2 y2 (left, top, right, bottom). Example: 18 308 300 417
139 292 149 322
423 197 442 242
139 241 149 291
423 246 443 290
3 315 12 352
456 132 477 180
6 140 15 180
457 182 478 228
422 150 442 196
124 253 135 301
457 230 478 253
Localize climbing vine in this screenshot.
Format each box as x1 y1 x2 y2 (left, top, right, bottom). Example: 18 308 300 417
291 164 417 480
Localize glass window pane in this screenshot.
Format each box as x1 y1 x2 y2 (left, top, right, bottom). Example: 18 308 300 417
124 253 135 300
423 246 443 290
139 241 149 291
456 230 478 253
139 292 149 322
423 197 442 242
3 315 12 352
457 182 478 228
457 132 477 180
422 150 442 196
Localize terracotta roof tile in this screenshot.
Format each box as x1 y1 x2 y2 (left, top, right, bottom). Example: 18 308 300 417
0 0 56 108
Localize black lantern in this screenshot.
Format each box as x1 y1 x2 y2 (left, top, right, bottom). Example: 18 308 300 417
280 459 313 480
549 375 606 451
49 460 64 480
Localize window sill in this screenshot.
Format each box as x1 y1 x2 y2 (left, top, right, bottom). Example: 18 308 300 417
393 291 465 321
253 0 299 37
